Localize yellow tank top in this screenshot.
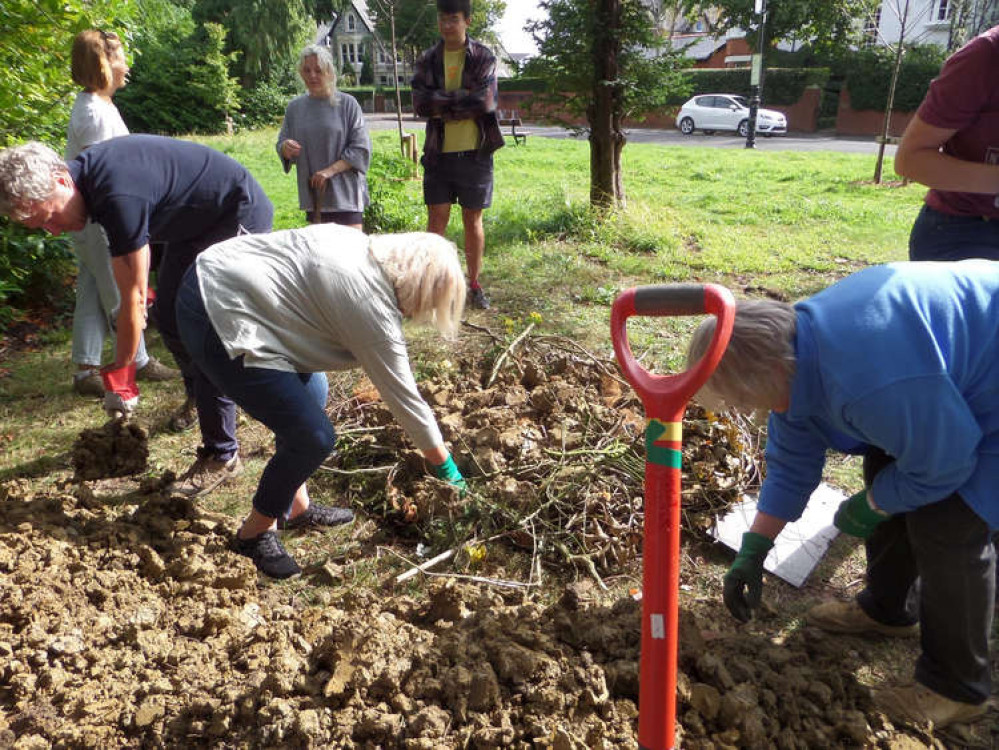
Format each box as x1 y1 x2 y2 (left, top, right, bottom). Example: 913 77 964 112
442 48 480 153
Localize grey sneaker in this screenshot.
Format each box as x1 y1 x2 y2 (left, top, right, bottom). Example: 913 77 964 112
231 531 301 579
168 397 197 433
73 371 104 397
806 600 918 638
280 503 354 530
874 683 988 728
469 286 490 310
170 452 243 498
137 357 180 382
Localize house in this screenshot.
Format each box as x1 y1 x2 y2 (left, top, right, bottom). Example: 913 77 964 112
321 0 413 88
865 0 997 50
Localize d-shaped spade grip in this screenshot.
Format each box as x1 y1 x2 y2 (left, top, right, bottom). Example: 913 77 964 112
611 283 735 420
610 283 734 750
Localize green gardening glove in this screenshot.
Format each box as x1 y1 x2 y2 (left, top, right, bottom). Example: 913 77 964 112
723 531 774 622
834 490 889 539
434 455 467 497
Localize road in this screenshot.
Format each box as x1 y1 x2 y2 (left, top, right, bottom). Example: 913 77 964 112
366 112 898 157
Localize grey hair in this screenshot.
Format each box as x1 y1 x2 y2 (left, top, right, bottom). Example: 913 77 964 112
298 44 338 104
686 298 797 413
369 232 466 338
0 141 66 219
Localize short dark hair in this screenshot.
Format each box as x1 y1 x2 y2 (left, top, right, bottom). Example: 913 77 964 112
437 0 471 19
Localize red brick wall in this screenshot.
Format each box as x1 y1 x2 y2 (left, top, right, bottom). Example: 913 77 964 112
696 38 751 68
835 85 915 137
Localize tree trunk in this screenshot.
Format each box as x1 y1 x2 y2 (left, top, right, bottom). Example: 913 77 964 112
588 0 626 209
874 0 909 184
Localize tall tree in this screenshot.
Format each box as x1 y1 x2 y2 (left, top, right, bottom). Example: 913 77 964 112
193 0 314 87
371 0 506 64
710 0 874 52
0 0 137 147
526 0 690 208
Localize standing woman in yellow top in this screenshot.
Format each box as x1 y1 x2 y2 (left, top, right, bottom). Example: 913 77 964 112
411 0 504 310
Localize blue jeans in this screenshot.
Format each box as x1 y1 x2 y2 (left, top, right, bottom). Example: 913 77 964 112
908 204 999 261
175 265 335 520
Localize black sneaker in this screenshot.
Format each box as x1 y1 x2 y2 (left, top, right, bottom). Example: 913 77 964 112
469 286 490 310
231 531 301 579
281 503 354 530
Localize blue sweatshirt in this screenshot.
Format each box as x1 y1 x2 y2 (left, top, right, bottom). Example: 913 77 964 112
758 260 999 531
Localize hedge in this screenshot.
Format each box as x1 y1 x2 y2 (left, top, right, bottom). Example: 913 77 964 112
664 67 831 106
841 44 946 112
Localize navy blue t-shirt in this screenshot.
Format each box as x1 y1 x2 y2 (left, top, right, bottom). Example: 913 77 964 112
67 134 271 257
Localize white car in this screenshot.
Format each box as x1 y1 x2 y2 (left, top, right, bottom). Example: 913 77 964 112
675 94 787 137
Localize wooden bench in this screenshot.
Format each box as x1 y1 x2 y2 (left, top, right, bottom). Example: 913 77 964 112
498 109 529 145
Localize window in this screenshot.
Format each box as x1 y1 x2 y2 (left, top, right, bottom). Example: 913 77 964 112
347 14 356 31
695 96 713 107
350 44 357 62
380 75 388 85
936 0 950 21
378 50 386 63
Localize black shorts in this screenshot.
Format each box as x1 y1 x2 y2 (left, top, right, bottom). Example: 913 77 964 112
423 151 494 209
308 210 365 226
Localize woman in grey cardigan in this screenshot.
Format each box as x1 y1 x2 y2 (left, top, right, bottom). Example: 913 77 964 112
175 225 468 578
277 44 371 229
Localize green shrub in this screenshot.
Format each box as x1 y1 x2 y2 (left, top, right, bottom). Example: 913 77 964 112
842 44 946 112
116 22 240 134
666 67 830 106
363 152 425 234
0 220 75 330
238 80 293 130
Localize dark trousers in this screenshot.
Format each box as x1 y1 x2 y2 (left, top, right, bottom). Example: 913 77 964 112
156 196 273 460
908 203 999 261
175 266 336 519
857 448 995 704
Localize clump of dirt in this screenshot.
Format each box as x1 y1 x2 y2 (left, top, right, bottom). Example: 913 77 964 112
71 419 149 480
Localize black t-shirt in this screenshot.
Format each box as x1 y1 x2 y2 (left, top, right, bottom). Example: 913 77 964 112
67 134 269 257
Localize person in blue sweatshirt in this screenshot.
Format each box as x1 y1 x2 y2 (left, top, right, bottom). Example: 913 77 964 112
687 260 997 729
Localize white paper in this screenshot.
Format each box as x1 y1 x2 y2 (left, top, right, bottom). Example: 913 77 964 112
712 483 845 587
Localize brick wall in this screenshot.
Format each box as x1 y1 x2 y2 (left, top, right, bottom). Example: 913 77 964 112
835 85 915 137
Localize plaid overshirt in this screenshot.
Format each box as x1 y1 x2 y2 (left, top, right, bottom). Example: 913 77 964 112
411 37 504 165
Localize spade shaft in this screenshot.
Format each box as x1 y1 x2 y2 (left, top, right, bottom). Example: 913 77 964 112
610 284 734 750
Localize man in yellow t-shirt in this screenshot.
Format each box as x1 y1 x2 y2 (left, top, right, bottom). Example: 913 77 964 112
412 0 504 309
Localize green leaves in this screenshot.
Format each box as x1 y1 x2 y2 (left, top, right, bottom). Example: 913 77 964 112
0 0 137 148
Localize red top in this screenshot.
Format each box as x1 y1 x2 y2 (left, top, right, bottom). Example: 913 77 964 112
916 25 999 218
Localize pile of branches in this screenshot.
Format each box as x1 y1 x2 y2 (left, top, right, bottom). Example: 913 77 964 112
316 325 765 584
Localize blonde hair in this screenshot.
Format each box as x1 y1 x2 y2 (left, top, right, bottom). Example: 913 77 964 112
0 141 66 219
369 232 466 338
298 44 338 104
71 30 124 92
687 298 797 413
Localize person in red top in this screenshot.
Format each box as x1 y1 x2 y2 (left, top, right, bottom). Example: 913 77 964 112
895 25 999 260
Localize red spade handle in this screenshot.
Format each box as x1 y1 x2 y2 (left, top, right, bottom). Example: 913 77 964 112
610 283 735 750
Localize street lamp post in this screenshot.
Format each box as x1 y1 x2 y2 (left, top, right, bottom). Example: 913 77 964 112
745 0 768 149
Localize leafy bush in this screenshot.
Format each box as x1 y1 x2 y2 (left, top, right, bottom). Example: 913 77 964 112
842 44 946 112
116 22 240 134
666 67 830 106
0 220 75 330
363 151 425 234
238 79 294 130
